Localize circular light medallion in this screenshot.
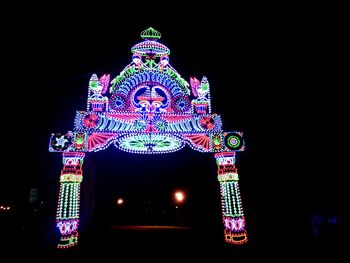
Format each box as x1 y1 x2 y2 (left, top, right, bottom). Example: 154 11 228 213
82 113 100 128
172 95 191 112
110 93 129 111
116 134 184 154
225 132 243 151
51 133 73 151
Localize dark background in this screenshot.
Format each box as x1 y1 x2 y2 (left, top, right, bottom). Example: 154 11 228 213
1 4 346 258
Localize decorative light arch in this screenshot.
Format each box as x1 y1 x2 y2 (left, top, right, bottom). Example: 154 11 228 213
49 27 248 249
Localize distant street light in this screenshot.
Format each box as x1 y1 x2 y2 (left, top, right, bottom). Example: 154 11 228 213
174 191 185 203
116 198 124 206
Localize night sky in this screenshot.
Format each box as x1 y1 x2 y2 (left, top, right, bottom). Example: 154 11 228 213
1 5 346 255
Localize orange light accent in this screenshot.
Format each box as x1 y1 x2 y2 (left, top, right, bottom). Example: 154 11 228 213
224 230 248 245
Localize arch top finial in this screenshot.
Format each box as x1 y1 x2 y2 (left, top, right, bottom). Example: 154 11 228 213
140 27 161 40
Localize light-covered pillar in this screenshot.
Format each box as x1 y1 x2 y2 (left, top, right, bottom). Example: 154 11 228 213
56 152 85 249
214 152 248 245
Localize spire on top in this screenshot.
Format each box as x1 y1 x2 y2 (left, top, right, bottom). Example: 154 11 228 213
131 27 169 56
141 27 161 40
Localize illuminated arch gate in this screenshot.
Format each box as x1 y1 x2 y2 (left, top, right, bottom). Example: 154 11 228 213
49 27 248 249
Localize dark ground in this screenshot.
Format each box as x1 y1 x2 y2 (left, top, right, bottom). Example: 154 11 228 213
1 182 347 260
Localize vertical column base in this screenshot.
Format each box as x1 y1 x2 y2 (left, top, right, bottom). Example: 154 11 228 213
215 152 248 245
57 234 79 249
56 152 85 249
224 230 248 245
